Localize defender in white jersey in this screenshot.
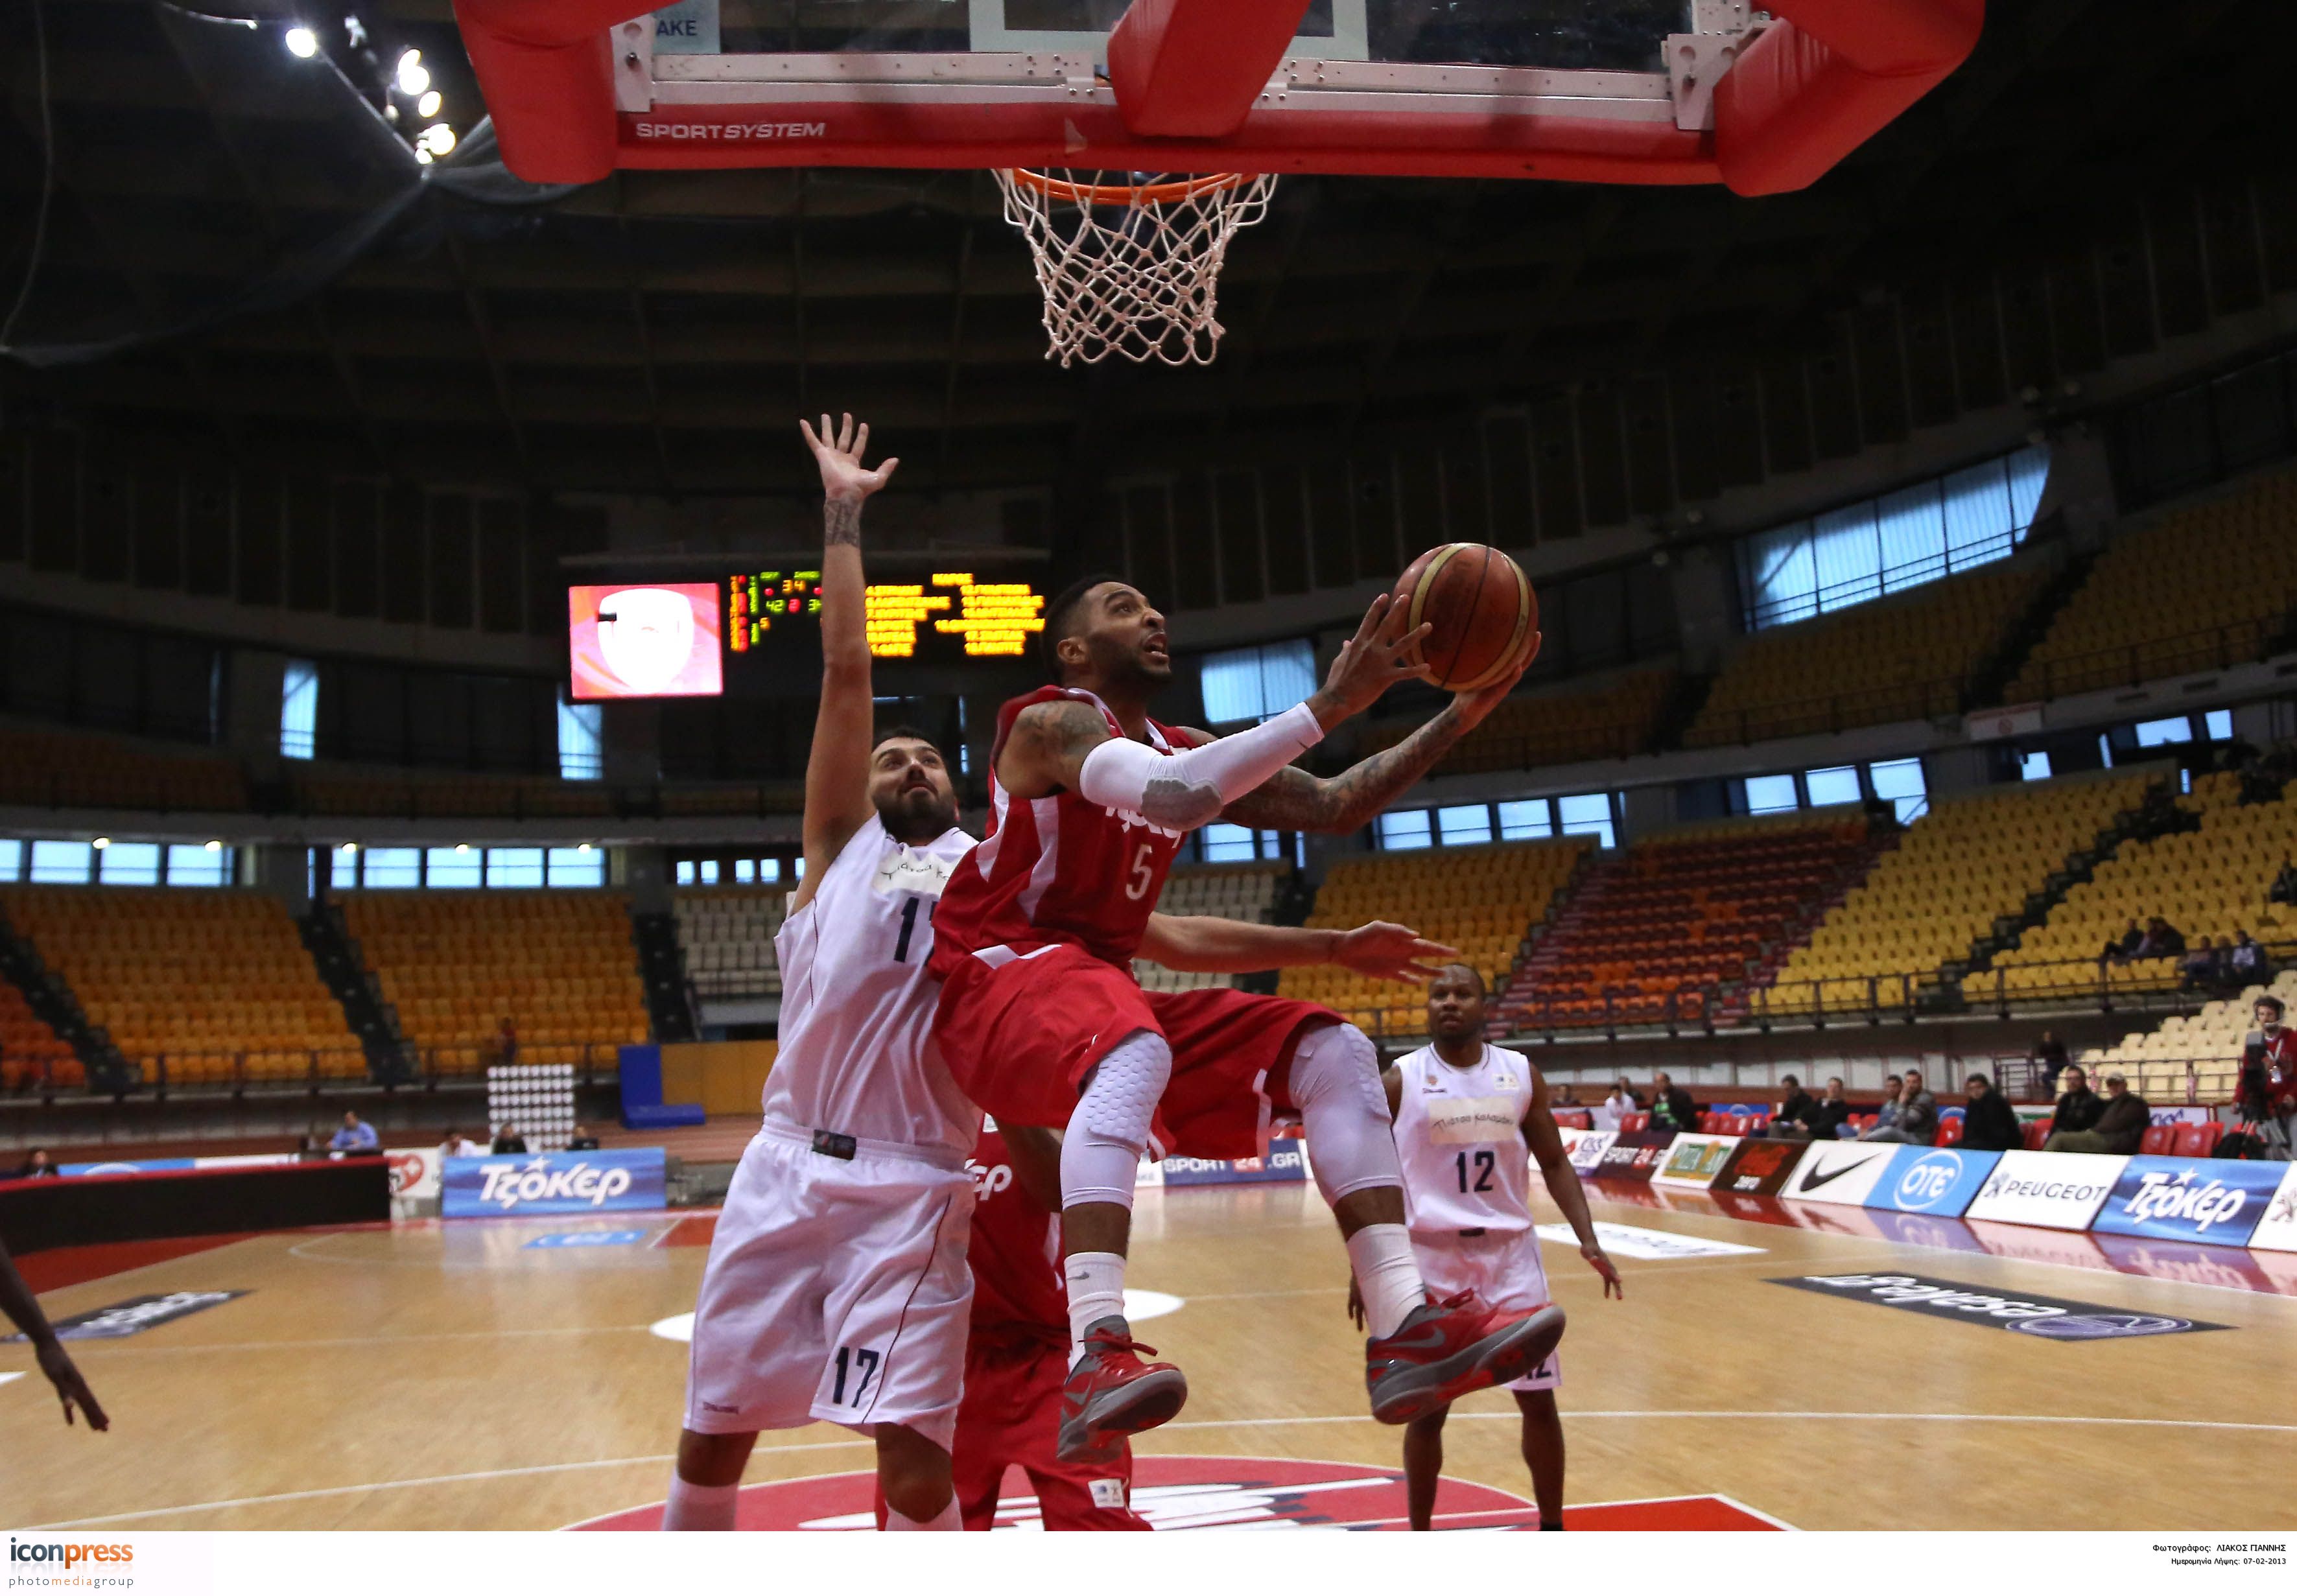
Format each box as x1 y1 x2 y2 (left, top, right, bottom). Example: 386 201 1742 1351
1354 965 1623 1532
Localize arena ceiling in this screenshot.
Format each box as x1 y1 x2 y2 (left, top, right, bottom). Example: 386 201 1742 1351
0 0 2282 510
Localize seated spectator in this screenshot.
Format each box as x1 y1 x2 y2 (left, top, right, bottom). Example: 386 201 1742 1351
567 1124 602 1152
2101 919 2145 964
2049 1066 2104 1139
2270 858 2297 907
1862 1069 1938 1144
328 1111 380 1154
438 1126 484 1160
1959 1074 2023 1152
1597 1077 1642 1131
1768 1075 1817 1139
491 1124 529 1155
1811 1077 1853 1140
2045 1071 2147 1153
2227 930 2270 985
2030 1031 2070 1095
2138 917 2185 959
1867 1075 1905 1138
13 1147 60 1180
2182 938 2222 993
1650 1072 1697 1134
1553 1084 1583 1110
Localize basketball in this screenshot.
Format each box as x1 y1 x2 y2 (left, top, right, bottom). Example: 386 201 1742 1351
1392 544 1538 692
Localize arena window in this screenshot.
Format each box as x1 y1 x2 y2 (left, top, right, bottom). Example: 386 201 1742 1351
1743 774 1798 815
2021 750 2053 782
0 841 18 882
1199 639 1317 725
1868 758 1927 822
547 847 605 887
1200 822 1258 862
97 841 161 885
1803 766 1862 808
281 659 319 761
29 841 91 884
558 698 604 780
358 847 421 888
1556 793 1617 849
2133 714 2195 747
1739 443 2050 630
1377 810 1433 851
1498 799 1553 840
425 846 482 888
486 848 545 887
2205 709 2233 740
1436 804 1493 846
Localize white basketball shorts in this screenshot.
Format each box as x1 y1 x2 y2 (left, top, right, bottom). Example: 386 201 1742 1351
1409 1227 1559 1392
684 1119 976 1451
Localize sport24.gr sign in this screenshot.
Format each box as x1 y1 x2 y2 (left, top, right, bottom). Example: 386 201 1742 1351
1862 1147 2001 1217
442 1149 668 1217
2089 1156 2284 1245
1155 1139 1309 1189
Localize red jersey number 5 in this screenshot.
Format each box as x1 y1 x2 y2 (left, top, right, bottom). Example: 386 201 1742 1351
1124 841 1155 902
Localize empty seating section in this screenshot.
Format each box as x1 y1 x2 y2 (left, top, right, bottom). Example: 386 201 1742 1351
1360 671 1676 773
2084 969 2297 1104
676 889 789 998
296 768 618 819
0 887 360 1082
0 978 78 1090
2009 466 2297 700
1507 817 1876 1029
341 891 648 1072
1761 773 2154 1015
1280 841 1586 1035
1134 863 1288 993
1996 773 2297 996
1685 563 2045 747
0 724 246 812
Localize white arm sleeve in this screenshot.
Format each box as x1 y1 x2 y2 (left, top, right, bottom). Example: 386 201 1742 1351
1076 701 1324 831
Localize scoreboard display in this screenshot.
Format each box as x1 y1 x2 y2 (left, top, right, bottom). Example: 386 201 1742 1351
727 569 1047 664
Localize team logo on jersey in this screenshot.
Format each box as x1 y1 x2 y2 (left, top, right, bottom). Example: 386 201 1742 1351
567 1455 1790 1531
873 849 956 898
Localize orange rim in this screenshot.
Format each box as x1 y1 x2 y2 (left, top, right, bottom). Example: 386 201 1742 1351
1000 169 1251 206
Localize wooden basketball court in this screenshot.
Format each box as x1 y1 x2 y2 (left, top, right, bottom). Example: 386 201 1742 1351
6 1179 2292 1532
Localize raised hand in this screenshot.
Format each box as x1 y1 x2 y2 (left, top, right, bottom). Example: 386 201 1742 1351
799 412 899 503
1333 921 1459 983
1308 593 1434 727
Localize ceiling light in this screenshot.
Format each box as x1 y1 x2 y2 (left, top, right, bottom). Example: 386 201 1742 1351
396 49 429 96
577 842 593 853
454 843 470 854
204 839 222 852
340 841 358 854
416 123 457 158
413 145 431 164
92 836 110 850
285 26 319 58
418 89 441 119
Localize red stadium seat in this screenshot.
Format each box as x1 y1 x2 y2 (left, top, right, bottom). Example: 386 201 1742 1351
2023 1120 2053 1150
1621 1111 1649 1133
1699 1111 1723 1132
2139 1124 2174 1156
1937 1116 1964 1148
2173 1122 2216 1158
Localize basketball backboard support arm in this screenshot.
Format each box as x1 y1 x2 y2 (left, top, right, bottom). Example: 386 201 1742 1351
452 0 1983 196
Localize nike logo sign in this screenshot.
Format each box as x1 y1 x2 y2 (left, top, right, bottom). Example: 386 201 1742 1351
1798 1154 1884 1191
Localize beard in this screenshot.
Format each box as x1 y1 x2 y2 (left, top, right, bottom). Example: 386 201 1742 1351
1088 635 1172 699
877 782 958 841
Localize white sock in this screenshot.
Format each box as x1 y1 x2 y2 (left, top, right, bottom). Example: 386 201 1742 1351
884 1496 963 1531
1065 1250 1128 1361
661 1476 740 1531
1346 1223 1426 1339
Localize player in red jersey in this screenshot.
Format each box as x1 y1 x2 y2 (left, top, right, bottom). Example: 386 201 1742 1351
929 574 1557 1462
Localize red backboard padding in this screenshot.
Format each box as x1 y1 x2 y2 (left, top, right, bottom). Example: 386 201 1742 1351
1107 0 1315 139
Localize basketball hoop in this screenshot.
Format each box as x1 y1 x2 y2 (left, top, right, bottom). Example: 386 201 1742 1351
993 168 1277 368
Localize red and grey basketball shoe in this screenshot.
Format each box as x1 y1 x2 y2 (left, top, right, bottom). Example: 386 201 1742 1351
1365 1292 1566 1425
1055 1317 1190 1464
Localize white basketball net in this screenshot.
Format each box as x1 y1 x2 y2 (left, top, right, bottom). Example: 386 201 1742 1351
993 168 1278 368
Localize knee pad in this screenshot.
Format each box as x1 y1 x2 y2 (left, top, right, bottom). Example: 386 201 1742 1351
1061 1029 1172 1210
1286 1023 1400 1204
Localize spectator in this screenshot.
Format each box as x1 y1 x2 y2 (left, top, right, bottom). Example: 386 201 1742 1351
2138 917 2185 959
2050 1065 2104 1138
2045 1071 2147 1153
1769 1075 1817 1139
2240 996 2296 1159
328 1111 380 1154
2182 937 2222 994
1597 1077 1641 1131
491 1124 529 1155
2031 1031 2071 1095
2226 930 2270 985
438 1126 484 1160
2270 858 2297 907
1959 1074 2023 1152
13 1147 60 1180
1553 1084 1583 1110
2101 919 2144 964
1651 1072 1697 1134
568 1124 602 1152
496 1016 520 1068
1867 1074 1905 1138
1863 1070 1938 1144
1812 1077 1854 1140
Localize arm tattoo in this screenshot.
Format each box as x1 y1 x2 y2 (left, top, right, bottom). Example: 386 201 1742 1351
1219 701 1470 834
1142 775 1225 830
823 496 862 549
1010 699 1110 789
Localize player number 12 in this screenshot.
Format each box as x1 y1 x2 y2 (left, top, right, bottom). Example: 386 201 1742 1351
1454 1149 1496 1193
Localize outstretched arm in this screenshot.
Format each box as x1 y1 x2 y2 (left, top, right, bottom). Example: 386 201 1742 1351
792 414 899 913
1139 914 1454 979
1523 1070 1622 1300
1210 628 1538 836
0 1234 108 1430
